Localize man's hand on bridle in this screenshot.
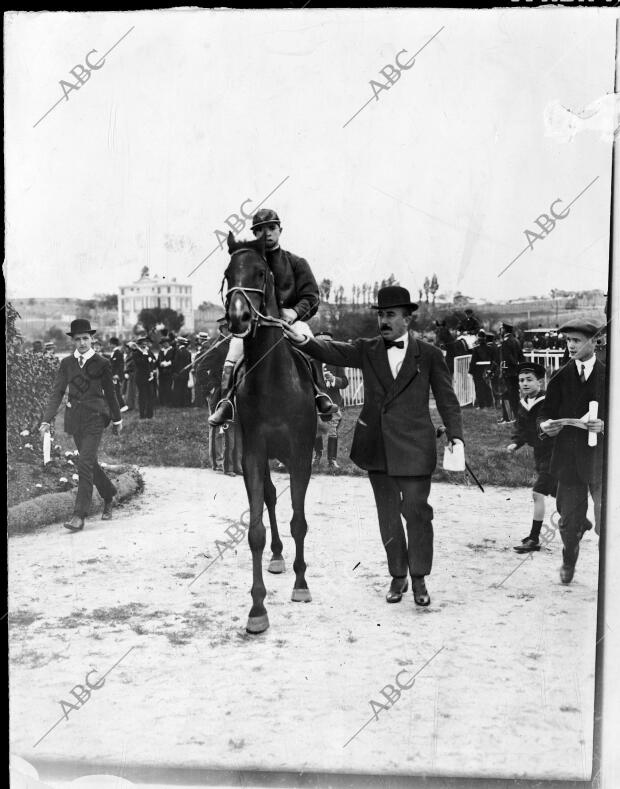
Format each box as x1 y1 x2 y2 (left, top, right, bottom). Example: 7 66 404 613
281 323 308 345
280 308 298 324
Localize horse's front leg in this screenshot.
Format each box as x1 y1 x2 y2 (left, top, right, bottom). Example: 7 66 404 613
244 454 269 634
289 460 312 603
265 468 285 574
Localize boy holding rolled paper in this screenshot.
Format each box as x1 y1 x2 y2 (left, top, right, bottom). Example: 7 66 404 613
507 362 557 554
538 319 606 584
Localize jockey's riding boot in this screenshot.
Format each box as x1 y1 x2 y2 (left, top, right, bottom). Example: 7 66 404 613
208 363 235 426
327 437 340 469
308 359 338 416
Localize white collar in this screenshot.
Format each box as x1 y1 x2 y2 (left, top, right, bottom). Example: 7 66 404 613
520 394 545 411
74 348 95 363
387 332 409 349
574 355 595 374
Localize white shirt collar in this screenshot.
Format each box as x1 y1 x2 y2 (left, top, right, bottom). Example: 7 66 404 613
387 332 409 348
575 355 596 378
74 348 95 363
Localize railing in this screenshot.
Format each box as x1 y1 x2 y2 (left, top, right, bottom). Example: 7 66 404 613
341 350 566 409
453 355 476 407
342 367 364 407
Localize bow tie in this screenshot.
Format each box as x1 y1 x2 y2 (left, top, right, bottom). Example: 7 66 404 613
384 339 404 350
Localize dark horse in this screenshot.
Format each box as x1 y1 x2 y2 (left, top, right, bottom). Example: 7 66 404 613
223 232 316 634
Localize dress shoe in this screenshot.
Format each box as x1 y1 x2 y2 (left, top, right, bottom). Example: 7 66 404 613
560 564 575 584
101 485 117 520
386 577 408 603
513 536 540 554
412 576 431 606
327 458 340 470
225 471 236 477
63 515 85 532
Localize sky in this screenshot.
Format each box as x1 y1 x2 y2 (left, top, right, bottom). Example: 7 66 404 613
4 7 618 307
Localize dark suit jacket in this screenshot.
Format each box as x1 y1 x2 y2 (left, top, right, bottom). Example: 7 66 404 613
500 335 524 376
172 346 191 376
301 335 463 476
157 347 175 377
43 353 121 434
196 337 228 403
318 363 348 407
537 359 606 484
133 349 157 385
110 347 124 378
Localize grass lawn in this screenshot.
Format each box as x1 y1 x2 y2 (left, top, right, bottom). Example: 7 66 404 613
97 403 536 488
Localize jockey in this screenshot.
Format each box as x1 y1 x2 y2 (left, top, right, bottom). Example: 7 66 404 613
208 208 337 425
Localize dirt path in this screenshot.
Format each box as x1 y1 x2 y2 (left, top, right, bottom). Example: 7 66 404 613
9 467 599 781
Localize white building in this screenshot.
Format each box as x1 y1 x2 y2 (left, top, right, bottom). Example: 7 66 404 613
118 268 194 334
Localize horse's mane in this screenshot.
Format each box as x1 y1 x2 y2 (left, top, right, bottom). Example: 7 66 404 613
227 231 266 259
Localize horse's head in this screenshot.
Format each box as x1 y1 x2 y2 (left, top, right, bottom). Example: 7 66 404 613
223 232 278 337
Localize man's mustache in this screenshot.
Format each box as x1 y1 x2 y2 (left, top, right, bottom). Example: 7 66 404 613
380 325 391 331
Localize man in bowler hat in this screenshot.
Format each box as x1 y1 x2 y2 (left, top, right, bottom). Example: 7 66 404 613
284 286 464 606
39 319 122 532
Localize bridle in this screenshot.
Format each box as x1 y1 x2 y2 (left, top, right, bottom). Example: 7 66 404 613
222 248 282 338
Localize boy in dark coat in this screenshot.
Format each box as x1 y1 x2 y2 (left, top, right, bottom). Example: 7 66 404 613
506 362 557 553
538 319 606 584
39 319 122 532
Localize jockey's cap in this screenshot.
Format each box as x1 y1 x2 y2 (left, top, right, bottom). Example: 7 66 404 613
251 208 281 230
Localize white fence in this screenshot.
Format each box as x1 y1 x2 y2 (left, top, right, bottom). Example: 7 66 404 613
341 350 565 409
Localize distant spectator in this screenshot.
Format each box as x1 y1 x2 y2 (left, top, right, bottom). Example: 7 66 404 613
499 322 524 422
133 336 157 419
32 340 44 354
109 337 128 413
468 330 495 409
172 337 192 407
313 331 349 470
157 336 175 406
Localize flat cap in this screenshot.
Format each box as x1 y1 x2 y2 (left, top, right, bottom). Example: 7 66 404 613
558 319 603 338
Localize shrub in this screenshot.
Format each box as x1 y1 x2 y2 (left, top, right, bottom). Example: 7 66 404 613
6 302 60 456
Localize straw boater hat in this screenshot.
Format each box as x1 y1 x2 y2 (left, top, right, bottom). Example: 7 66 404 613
66 318 96 337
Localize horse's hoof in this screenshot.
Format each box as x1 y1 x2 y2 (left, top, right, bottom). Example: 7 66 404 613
246 614 270 634
291 588 312 603
268 558 286 574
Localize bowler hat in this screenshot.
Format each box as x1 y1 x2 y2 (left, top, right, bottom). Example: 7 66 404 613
517 361 546 379
501 322 514 333
136 335 152 345
66 318 96 337
477 329 486 338
251 208 281 230
160 336 171 344
558 318 603 338
371 286 418 311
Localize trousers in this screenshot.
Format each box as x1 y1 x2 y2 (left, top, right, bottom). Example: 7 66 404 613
368 472 434 578
556 478 603 566
71 412 115 517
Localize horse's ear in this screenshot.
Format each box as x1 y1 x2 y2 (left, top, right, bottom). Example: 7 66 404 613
227 231 235 252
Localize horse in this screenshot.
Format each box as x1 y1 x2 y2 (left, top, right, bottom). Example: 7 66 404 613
222 231 316 634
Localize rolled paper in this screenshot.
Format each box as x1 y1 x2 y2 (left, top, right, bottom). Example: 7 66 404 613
43 431 51 464
588 401 598 447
